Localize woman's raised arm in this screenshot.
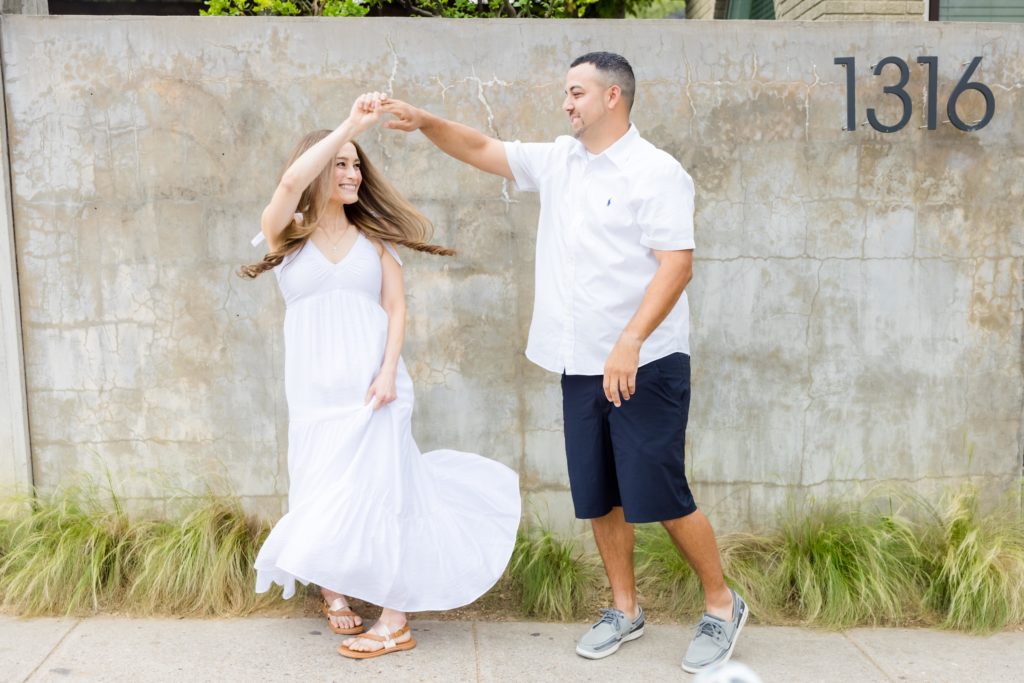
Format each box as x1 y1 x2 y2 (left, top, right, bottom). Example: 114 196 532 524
260 92 386 250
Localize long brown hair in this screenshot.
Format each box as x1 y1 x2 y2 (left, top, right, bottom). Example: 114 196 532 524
239 130 454 279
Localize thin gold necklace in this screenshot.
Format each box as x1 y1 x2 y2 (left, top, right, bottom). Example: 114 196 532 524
319 214 350 254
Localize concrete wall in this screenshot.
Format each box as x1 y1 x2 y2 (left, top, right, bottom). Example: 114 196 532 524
1 17 1021 530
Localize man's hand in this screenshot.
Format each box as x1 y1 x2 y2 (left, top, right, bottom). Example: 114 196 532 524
379 97 513 179
603 334 642 408
381 98 427 133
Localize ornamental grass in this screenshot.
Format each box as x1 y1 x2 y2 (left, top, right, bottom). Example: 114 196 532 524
1 482 1021 632
0 486 276 616
505 525 599 620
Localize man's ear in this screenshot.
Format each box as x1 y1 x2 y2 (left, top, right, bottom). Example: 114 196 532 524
606 84 622 110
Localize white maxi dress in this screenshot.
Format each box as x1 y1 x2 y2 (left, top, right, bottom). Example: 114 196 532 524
253 232 521 611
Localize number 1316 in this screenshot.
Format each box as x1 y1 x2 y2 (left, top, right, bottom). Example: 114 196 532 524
833 56 994 133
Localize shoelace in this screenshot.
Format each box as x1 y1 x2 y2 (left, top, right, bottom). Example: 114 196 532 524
595 608 623 629
696 618 726 643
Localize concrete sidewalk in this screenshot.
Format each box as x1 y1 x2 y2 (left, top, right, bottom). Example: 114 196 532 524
2 615 1022 683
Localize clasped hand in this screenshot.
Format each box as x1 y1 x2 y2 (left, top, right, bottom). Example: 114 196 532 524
347 93 427 135
347 91 387 136
366 367 398 411
348 92 428 137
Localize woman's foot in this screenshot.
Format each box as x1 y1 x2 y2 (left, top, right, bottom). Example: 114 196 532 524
341 609 409 653
320 587 363 633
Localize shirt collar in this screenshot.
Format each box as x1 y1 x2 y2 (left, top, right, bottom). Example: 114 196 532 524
570 123 640 169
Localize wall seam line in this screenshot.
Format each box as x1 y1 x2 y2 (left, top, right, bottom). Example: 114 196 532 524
0 15 35 497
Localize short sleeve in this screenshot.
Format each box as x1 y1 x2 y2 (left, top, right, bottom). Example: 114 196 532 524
504 140 557 193
637 163 696 251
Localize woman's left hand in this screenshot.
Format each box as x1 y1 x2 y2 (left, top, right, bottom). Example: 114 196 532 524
365 367 398 410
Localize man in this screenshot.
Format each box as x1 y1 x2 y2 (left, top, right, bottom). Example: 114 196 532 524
382 52 747 673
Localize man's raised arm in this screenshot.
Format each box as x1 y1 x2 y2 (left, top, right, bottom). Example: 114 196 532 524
382 98 514 181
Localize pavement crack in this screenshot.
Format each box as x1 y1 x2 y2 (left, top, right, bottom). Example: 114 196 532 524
841 631 896 682
472 621 482 682
22 619 80 683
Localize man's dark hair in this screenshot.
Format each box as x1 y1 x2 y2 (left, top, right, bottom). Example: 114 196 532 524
570 52 636 112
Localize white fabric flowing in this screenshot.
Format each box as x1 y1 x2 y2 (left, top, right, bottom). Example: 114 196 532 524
253 232 521 611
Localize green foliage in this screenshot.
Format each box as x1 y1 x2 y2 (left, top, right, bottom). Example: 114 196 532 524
714 531 782 622
3 483 1021 632
767 502 923 627
634 524 703 616
919 487 1024 632
201 0 662 18
0 488 131 615
632 486 1024 633
201 0 369 16
635 508 924 628
122 498 277 616
0 488 277 617
627 0 685 17
506 526 598 620
0 516 14 560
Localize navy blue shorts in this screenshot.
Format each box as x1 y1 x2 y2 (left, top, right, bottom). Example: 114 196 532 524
560 352 696 524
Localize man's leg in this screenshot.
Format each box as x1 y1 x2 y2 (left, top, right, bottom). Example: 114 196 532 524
562 373 645 659
609 353 730 614
661 511 733 618
590 506 639 620
607 353 748 672
669 508 749 673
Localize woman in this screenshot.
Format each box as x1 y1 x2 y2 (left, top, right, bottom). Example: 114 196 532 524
242 93 520 659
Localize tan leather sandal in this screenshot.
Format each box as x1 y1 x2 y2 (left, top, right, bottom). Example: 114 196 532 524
337 622 416 659
321 598 365 635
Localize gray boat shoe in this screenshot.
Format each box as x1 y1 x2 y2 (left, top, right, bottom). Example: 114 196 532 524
681 589 748 673
576 606 645 660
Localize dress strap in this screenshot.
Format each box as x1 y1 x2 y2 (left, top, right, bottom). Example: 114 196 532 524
383 242 403 267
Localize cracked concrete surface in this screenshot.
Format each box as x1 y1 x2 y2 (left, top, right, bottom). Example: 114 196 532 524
0 17 1022 529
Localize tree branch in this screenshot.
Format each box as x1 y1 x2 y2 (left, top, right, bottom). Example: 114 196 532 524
404 0 437 15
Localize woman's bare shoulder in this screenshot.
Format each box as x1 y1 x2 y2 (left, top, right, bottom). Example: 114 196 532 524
364 234 385 256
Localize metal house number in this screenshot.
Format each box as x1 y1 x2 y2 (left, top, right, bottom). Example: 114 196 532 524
833 56 995 132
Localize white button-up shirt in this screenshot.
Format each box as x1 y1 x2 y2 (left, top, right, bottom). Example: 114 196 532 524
505 125 696 376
